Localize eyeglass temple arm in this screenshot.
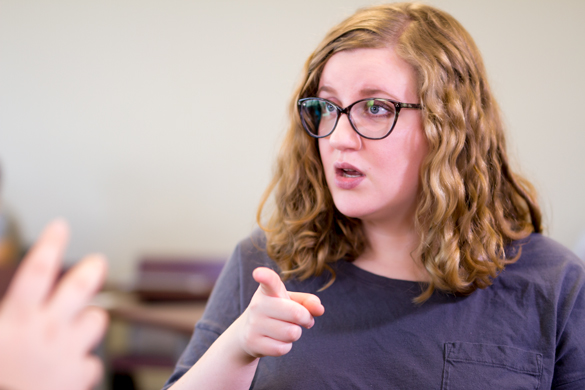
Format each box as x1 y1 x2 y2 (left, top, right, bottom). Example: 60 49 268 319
398 102 423 109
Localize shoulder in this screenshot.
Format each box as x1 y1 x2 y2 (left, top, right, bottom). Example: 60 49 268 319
215 229 280 304
507 233 585 281
514 233 582 263
201 229 279 323
230 228 280 273
499 234 585 309
511 237 585 387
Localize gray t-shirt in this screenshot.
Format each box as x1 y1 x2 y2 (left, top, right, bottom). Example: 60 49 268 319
164 232 585 389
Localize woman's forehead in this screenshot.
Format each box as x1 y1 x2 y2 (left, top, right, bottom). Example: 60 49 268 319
318 47 418 103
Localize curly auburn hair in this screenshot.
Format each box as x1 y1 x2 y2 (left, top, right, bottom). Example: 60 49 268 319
257 2 541 302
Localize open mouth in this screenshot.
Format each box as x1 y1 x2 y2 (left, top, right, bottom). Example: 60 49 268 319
334 162 365 179
333 162 365 189
338 168 364 178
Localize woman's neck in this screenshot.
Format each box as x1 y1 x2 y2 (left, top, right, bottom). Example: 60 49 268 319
353 219 429 282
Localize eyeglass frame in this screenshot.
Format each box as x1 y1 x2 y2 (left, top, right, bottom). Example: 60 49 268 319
297 97 423 140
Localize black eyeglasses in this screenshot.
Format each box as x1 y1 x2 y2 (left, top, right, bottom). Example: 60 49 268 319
297 97 422 140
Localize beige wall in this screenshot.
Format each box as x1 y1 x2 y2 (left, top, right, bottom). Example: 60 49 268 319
1 0 584 283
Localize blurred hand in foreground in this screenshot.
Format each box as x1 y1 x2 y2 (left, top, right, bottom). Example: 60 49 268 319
0 219 108 390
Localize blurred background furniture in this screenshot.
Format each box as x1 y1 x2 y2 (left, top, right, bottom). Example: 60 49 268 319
102 256 225 390
0 264 17 299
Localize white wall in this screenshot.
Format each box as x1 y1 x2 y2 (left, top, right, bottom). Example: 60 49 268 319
1 0 584 283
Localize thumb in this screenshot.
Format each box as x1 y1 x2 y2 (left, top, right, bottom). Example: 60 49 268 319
252 267 289 299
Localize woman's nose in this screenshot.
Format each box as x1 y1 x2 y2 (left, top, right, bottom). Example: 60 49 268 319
328 114 362 151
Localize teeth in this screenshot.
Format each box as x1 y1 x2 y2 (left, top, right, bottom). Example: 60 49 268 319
342 169 361 178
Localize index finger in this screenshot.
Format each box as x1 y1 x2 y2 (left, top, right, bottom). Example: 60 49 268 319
3 219 69 311
47 254 108 321
253 267 289 299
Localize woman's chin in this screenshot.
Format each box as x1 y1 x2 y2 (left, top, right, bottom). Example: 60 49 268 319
333 204 371 220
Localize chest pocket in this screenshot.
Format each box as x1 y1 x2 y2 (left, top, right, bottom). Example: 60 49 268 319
441 342 543 390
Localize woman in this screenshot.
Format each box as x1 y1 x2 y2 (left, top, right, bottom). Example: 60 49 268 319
164 3 585 389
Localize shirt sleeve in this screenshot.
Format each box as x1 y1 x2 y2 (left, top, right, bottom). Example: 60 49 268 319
552 260 585 389
162 232 273 389
162 241 246 389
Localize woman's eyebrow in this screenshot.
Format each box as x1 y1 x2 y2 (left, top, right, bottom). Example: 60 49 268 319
360 87 400 101
318 85 402 101
317 85 336 96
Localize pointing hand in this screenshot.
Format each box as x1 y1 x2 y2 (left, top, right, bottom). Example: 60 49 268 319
235 267 324 358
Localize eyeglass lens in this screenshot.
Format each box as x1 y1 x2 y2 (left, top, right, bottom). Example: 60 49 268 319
299 98 397 139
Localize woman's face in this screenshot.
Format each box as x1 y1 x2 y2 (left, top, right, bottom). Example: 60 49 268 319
318 47 428 228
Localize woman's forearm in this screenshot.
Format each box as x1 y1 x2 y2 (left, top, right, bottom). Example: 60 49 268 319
167 268 324 389
168 317 259 390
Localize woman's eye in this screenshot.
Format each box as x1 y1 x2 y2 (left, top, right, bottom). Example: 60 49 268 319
325 103 336 113
366 100 394 116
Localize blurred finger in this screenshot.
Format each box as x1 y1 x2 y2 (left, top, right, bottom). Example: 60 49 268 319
80 355 104 390
48 254 107 320
253 267 288 299
3 219 69 311
73 307 109 352
289 292 325 317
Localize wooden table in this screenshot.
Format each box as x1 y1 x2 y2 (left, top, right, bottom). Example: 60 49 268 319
94 290 207 335
96 290 208 389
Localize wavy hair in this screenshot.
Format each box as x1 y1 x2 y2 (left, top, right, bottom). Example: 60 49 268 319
257 2 541 302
